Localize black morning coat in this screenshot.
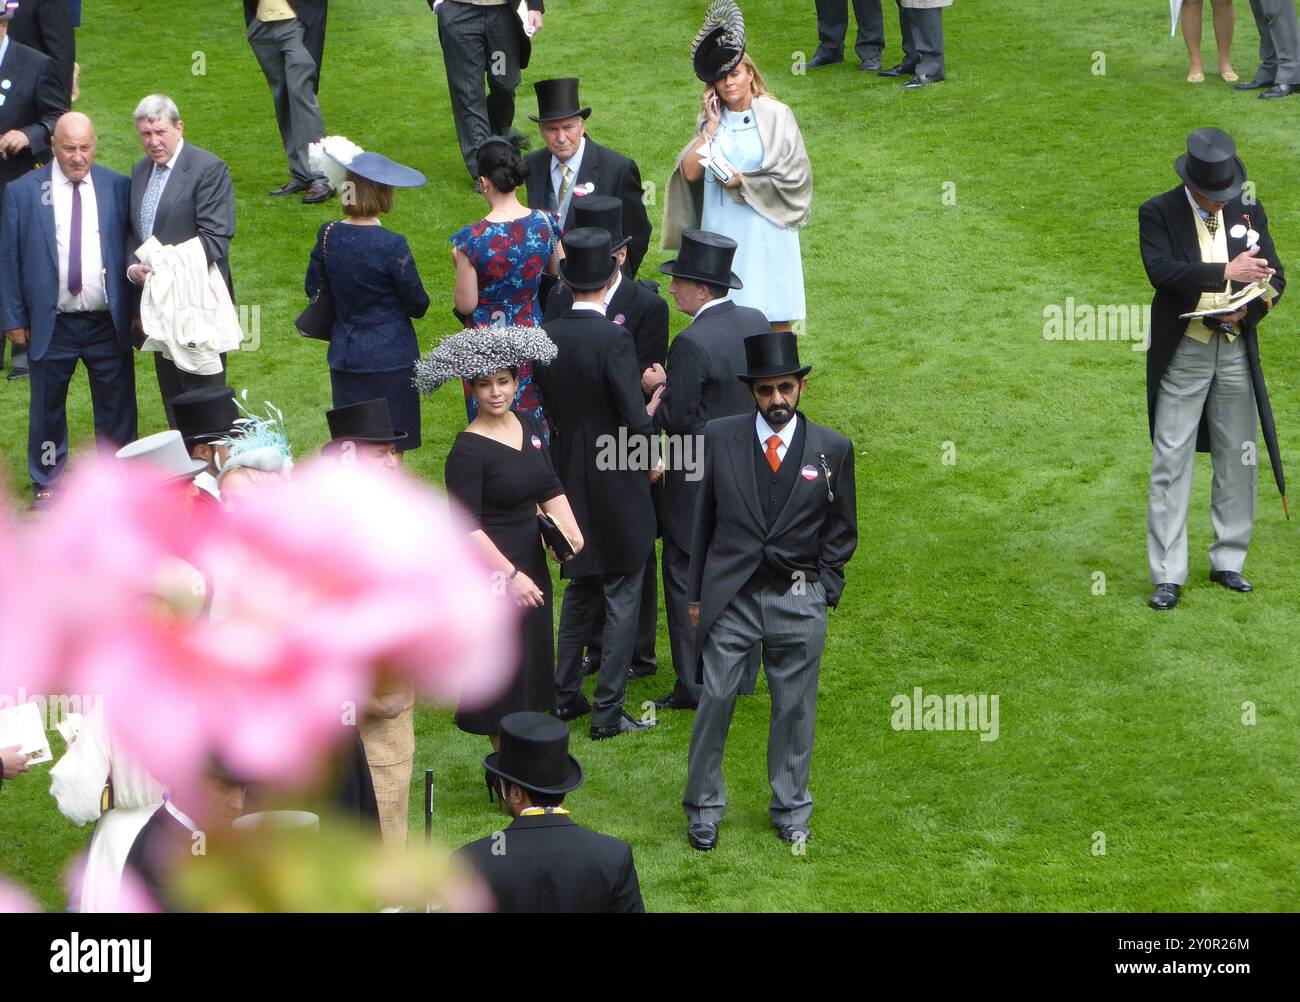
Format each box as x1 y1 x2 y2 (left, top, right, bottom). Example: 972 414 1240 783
536 308 656 579
0 38 64 196
456 812 644 913
124 805 192 913
242 0 328 75
524 136 653 277
651 299 772 551
8 0 75 103
543 273 669 373
687 413 858 680
1139 185 1288 493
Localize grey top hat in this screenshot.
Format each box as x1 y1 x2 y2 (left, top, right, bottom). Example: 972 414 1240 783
115 430 208 484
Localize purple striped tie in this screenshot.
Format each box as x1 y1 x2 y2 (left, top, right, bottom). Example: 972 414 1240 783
68 180 83 297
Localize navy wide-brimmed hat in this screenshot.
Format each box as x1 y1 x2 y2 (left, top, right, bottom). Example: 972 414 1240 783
529 78 592 123
484 712 583 796
659 229 743 289
559 227 619 291
173 386 244 449
738 331 811 383
692 0 747 83
571 194 631 253
326 149 427 189
324 398 407 447
1175 128 1246 202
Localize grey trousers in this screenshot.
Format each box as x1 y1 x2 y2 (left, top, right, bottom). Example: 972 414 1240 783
1248 0 1300 84
898 4 945 78
684 578 828 828
247 17 328 187
662 536 703 703
814 0 885 63
555 571 642 728
1147 333 1258 585
436 0 523 180
585 551 658 671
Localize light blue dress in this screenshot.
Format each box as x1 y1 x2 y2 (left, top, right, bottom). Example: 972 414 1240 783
701 106 806 322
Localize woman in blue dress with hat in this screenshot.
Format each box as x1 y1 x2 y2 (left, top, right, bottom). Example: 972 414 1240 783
305 148 430 455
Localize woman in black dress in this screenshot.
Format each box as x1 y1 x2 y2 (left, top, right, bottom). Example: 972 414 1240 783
417 325 582 747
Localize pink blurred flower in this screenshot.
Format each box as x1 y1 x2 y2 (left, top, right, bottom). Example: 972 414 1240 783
0 878 40 913
0 507 56 699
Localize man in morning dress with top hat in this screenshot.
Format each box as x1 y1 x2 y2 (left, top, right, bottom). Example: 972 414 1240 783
456 712 644 912
641 230 770 711
172 386 247 505
1140 128 1287 612
544 194 667 691
321 397 405 474
683 332 857 851
537 228 664 739
523 78 653 279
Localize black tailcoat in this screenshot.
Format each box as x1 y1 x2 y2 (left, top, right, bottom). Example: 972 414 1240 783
0 39 64 198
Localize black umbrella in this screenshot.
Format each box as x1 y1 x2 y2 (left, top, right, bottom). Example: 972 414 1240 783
1245 331 1290 519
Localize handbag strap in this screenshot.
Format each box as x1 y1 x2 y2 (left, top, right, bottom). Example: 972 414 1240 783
319 221 337 291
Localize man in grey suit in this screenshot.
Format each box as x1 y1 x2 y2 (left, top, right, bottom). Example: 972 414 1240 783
126 94 236 429
809 0 885 70
683 333 857 851
1234 0 1300 98
641 231 770 711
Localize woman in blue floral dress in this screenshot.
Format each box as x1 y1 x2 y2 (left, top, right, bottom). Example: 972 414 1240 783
451 138 560 438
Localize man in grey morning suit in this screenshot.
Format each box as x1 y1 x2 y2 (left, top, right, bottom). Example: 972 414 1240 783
126 94 236 429
1234 0 1300 98
683 332 857 851
808 0 885 70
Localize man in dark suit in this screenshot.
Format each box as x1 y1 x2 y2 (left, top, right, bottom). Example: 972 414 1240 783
544 194 667 682
809 0 886 70
126 94 236 429
0 4 66 379
1 112 135 511
683 333 857 851
432 0 543 185
7 0 73 103
523 78 651 278
243 0 332 203
640 231 770 711
1140 128 1286 611
1234 0 1300 99
456 712 643 912
536 228 662 740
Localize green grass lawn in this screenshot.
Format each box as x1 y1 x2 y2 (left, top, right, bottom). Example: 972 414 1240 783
1 0 1297 912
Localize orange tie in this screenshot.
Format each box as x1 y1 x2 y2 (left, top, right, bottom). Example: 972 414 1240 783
765 434 782 473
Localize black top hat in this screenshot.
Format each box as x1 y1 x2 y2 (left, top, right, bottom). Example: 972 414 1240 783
1174 128 1246 202
692 0 747 83
324 398 408 446
173 386 242 448
483 712 584 796
659 229 743 289
558 227 619 291
570 194 631 253
529 78 592 123
738 331 811 382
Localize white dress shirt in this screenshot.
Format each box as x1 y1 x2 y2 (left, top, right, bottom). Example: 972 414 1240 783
52 159 108 313
163 798 200 833
693 294 730 319
571 299 607 315
551 137 586 219
756 410 798 465
604 269 622 306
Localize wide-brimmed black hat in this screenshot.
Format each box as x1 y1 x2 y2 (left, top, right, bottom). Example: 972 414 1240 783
173 387 242 449
324 398 407 446
1175 128 1246 202
692 0 747 83
659 229 743 289
738 331 811 382
571 194 631 253
484 712 583 796
559 227 619 291
529 78 592 123
326 149 426 189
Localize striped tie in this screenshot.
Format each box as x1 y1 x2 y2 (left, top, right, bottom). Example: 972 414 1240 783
139 163 168 240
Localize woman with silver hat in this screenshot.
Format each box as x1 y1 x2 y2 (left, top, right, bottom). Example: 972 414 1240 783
304 144 430 459
662 0 812 332
416 324 583 750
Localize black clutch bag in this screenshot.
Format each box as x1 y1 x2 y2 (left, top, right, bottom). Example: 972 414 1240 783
538 511 575 562
297 222 337 341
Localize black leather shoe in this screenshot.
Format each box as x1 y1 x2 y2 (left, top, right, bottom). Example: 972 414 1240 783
1210 570 1252 593
1260 83 1293 99
902 73 944 89
268 180 307 197
652 691 698 711
687 822 718 851
590 710 657 741
775 824 811 845
1235 78 1273 90
859 59 881 72
302 181 335 204
550 697 591 722
6 367 29 381
1148 583 1181 611
878 63 914 77
808 52 843 68
581 654 600 677
627 663 656 680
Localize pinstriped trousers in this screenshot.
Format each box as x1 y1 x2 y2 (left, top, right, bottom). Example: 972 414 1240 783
684 577 828 827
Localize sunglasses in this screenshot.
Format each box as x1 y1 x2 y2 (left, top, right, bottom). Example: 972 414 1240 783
753 381 800 398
